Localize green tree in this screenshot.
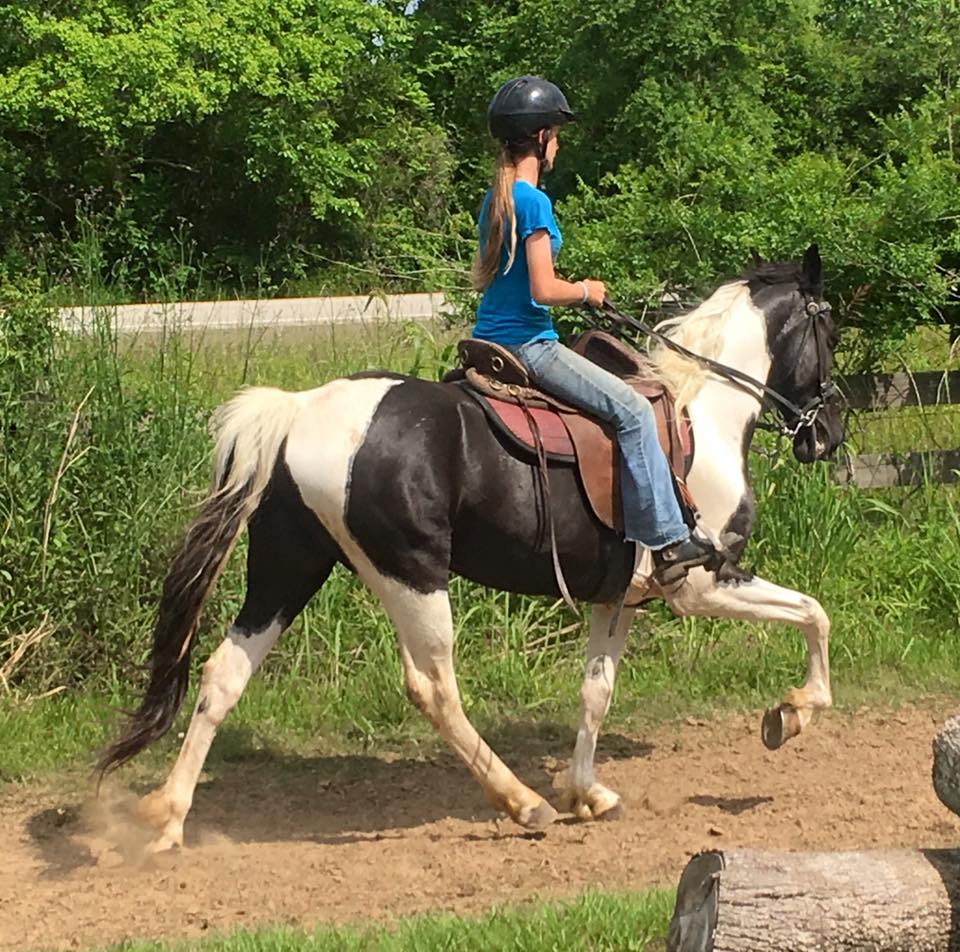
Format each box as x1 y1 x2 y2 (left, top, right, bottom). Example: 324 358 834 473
409 0 960 358
0 0 452 290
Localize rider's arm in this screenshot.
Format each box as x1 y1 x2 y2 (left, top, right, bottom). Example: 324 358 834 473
526 230 605 307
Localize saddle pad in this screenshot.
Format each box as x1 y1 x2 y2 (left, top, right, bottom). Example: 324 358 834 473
466 389 621 529
483 399 575 459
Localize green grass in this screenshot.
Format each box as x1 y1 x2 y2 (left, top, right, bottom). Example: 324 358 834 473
95 889 674 952
2 301 959 784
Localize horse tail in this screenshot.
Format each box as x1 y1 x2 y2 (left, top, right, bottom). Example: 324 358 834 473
97 386 302 777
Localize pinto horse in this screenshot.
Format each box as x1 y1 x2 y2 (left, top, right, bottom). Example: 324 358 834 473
98 245 843 850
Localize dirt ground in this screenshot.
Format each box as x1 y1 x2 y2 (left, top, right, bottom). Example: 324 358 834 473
2 703 959 951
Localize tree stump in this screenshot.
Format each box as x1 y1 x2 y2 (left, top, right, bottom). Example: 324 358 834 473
667 715 960 952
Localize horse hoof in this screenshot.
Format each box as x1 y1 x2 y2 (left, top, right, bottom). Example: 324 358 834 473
145 835 182 855
761 704 802 750
594 799 625 822
518 799 558 830
565 786 624 822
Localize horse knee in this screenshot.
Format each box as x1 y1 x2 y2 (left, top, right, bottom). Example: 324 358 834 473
580 655 615 723
803 597 830 635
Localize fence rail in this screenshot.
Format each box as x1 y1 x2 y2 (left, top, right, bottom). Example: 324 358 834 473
841 371 960 411
838 370 960 488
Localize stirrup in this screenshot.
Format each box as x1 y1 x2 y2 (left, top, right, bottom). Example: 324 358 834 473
652 535 721 586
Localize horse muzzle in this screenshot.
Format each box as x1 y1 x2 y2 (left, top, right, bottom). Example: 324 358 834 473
792 411 844 463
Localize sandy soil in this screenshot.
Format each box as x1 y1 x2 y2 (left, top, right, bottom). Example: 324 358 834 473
2 703 959 950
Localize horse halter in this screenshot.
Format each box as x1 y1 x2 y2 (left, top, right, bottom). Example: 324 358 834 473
593 298 837 440
773 298 837 438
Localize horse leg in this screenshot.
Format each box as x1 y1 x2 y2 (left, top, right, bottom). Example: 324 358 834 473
561 602 634 821
137 479 339 851
375 575 558 830
136 621 283 851
666 570 831 749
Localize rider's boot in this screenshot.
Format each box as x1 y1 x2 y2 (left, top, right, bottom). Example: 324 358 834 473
652 532 724 587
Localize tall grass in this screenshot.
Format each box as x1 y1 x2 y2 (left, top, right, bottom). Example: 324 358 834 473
1 286 958 781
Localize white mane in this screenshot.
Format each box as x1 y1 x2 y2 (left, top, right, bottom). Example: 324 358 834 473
651 279 751 411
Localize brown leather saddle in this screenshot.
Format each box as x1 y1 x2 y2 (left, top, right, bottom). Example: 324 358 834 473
450 330 696 533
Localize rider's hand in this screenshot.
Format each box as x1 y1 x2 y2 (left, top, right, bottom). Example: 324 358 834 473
582 279 606 308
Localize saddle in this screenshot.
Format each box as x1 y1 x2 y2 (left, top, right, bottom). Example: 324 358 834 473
450 331 696 534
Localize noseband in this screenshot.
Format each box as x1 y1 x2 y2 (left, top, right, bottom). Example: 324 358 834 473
593 299 836 440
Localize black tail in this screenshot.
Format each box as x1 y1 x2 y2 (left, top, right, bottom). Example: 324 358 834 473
96 385 301 778
95 479 251 777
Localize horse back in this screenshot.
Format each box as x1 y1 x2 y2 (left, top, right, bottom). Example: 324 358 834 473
333 374 631 602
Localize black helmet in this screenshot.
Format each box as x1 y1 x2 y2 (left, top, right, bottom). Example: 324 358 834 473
487 76 575 142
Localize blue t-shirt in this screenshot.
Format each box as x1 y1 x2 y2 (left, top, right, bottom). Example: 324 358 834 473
472 180 561 346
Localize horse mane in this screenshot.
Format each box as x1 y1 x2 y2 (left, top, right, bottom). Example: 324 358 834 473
650 279 750 411
649 257 809 410
741 260 805 288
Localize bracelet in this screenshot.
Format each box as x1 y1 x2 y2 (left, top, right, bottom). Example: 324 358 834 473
576 281 588 305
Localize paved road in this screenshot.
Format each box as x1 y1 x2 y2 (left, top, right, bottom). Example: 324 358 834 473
60 292 454 333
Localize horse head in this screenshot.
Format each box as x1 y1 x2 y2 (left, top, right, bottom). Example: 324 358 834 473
744 244 844 462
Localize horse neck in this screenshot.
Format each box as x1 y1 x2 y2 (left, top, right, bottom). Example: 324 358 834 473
693 296 772 446
683 305 772 528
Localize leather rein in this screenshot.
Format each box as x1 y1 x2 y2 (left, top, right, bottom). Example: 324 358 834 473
590 298 837 439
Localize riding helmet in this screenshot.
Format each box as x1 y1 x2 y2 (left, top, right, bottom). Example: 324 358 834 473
487 76 575 141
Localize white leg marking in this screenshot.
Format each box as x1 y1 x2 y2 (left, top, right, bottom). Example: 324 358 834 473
667 570 832 724
374 576 557 829
287 378 555 827
140 621 282 850
564 603 634 821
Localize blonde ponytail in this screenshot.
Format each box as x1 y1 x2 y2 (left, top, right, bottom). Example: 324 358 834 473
472 146 519 291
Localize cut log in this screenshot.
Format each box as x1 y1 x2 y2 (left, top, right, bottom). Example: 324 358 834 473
668 848 960 952
668 716 960 950
933 714 960 820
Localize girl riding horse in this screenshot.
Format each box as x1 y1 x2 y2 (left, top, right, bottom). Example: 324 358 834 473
472 76 719 586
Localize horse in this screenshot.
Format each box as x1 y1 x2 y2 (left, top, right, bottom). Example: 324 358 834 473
97 244 843 851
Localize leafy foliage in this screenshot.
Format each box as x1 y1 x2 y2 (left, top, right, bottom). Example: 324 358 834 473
0 0 453 289
410 0 960 358
1 0 958 350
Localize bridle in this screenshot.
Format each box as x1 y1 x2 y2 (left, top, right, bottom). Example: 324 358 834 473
590 298 838 440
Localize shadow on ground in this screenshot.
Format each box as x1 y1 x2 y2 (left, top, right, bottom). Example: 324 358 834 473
24 718 654 876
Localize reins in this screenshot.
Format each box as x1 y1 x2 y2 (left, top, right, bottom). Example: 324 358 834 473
588 299 837 439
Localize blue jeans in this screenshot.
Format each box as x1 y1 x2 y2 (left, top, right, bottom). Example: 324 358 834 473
510 339 689 549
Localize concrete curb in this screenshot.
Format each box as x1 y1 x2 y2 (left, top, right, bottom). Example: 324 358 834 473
60 292 455 334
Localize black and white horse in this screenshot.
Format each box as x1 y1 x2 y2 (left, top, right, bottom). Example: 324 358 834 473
99 245 843 850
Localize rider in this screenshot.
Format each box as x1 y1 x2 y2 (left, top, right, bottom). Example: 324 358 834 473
472 75 719 587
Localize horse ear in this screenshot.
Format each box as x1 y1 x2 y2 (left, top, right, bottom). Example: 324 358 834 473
749 247 763 268
801 243 823 295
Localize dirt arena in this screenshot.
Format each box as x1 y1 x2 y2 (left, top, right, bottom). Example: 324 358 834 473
3 703 959 950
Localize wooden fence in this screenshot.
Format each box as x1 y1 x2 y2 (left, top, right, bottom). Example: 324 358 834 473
837 370 960 488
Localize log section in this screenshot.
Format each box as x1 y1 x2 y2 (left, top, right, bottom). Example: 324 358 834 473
668 848 960 952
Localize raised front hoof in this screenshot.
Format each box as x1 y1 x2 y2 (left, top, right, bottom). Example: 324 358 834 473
516 799 559 831
761 704 803 750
